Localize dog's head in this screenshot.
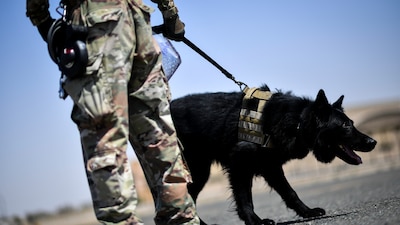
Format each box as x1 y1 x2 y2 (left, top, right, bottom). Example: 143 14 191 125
310 90 377 165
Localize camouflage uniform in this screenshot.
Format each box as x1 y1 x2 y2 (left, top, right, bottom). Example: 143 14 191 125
60 0 199 224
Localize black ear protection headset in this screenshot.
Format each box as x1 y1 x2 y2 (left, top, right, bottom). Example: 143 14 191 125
47 16 88 78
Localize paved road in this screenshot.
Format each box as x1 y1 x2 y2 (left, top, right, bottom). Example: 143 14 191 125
141 168 400 225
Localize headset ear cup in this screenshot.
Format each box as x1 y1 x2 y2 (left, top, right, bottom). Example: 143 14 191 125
47 18 88 78
59 40 88 78
47 19 65 64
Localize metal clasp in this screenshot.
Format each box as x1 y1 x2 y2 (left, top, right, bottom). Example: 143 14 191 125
56 2 68 23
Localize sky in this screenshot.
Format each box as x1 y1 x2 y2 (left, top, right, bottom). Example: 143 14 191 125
0 0 399 218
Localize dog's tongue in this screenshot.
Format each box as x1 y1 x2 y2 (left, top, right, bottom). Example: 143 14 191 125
337 145 362 165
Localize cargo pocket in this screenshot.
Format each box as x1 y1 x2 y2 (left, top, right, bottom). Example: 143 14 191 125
87 152 124 208
84 7 123 75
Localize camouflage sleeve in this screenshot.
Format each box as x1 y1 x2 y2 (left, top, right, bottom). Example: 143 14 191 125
150 0 179 18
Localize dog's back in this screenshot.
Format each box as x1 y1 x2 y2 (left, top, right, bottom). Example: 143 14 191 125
171 91 243 161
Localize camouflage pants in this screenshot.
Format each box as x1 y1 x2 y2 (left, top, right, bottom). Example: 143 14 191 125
63 0 199 224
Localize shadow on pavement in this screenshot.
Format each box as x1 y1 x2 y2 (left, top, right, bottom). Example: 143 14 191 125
277 211 357 225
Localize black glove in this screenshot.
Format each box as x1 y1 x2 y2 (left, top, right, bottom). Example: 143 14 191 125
163 14 185 41
159 6 185 41
26 0 51 26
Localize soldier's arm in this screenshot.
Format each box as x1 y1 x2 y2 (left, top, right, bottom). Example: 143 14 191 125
151 0 179 18
151 0 185 41
26 0 55 41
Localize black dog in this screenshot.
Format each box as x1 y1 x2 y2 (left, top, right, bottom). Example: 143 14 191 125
170 85 376 225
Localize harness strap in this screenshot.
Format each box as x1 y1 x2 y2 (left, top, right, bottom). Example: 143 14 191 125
238 87 273 148
243 87 272 101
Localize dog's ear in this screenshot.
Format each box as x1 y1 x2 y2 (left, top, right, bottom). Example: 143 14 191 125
313 89 331 117
315 89 329 106
333 95 344 110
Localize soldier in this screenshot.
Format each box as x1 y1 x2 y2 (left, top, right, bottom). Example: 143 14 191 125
26 0 200 224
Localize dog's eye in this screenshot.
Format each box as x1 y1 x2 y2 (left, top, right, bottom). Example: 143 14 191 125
342 121 352 129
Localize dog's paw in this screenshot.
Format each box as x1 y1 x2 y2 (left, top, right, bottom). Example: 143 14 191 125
261 218 276 225
301 207 326 218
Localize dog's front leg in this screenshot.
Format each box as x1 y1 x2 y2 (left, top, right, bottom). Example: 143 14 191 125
264 167 325 218
229 171 275 225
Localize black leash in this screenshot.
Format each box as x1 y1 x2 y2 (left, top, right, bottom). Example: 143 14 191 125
181 37 247 90
153 26 247 91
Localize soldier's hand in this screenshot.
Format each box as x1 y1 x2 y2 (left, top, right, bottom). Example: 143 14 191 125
163 14 185 41
160 7 185 41
26 0 50 26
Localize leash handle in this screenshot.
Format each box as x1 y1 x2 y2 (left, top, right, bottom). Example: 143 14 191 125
152 26 247 90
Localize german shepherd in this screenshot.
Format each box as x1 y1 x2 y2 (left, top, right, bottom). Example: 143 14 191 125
170 85 376 225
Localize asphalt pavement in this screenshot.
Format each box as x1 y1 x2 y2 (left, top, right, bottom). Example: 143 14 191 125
140 167 400 225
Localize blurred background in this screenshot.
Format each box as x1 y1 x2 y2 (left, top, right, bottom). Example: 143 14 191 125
0 0 399 224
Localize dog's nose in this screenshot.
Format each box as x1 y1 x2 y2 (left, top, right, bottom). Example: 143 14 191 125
368 138 377 148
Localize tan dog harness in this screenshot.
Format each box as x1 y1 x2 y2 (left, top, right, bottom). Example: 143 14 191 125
238 87 273 147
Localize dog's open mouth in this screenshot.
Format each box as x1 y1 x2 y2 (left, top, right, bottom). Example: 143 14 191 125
336 145 362 165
